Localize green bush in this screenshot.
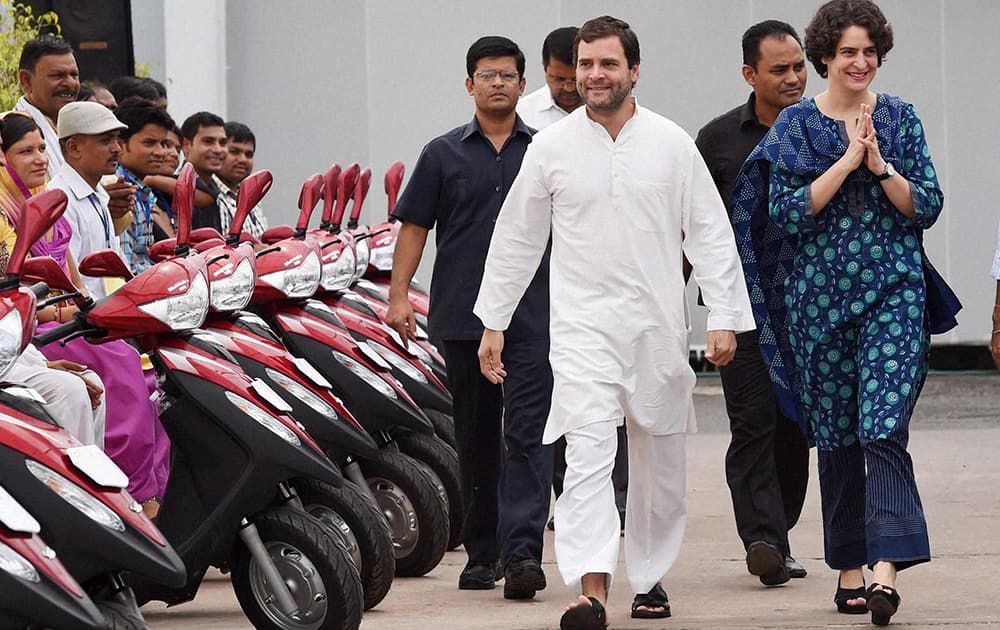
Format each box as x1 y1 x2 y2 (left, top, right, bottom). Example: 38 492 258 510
0 0 59 110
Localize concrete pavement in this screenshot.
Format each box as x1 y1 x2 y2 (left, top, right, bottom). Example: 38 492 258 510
143 373 1000 629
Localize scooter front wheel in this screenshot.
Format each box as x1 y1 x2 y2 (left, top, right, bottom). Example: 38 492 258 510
361 448 449 577
96 587 148 630
293 478 395 610
395 431 464 551
422 408 456 449
231 507 363 630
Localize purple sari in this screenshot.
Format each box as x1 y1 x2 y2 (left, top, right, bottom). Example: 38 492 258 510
31 217 170 502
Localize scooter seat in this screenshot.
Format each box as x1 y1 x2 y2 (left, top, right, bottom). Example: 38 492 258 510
260 226 293 244
190 227 224 242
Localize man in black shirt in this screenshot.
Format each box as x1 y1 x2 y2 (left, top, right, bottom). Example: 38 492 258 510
387 36 552 601
695 19 810 587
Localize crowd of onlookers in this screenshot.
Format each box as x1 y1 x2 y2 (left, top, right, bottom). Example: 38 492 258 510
0 34 270 520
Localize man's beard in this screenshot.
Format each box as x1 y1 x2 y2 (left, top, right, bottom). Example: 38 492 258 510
583 81 631 113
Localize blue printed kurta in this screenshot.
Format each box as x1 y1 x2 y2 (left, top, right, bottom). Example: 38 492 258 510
730 95 943 448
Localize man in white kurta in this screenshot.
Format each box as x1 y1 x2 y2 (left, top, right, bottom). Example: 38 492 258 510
474 16 755 623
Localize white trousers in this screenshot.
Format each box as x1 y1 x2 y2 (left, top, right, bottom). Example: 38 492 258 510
5 345 107 448
555 418 686 595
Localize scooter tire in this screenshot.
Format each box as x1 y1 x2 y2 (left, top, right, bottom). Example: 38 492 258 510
361 449 450 577
422 408 457 449
96 587 148 630
394 431 464 551
231 507 363 630
293 478 395 610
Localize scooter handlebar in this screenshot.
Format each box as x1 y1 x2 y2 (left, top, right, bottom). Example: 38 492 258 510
32 319 82 347
28 282 50 299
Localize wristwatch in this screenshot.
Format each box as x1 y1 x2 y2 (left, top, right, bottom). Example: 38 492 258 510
876 161 896 181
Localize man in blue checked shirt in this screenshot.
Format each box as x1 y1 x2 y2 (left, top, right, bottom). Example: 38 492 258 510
113 97 176 274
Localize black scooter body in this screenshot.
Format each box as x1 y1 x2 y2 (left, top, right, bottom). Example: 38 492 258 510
130 346 343 606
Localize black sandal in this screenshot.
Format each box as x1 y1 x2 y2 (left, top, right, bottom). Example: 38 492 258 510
560 596 606 630
631 583 671 619
867 583 901 626
834 576 868 614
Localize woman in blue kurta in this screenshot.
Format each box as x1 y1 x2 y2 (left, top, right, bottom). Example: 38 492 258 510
729 1 943 625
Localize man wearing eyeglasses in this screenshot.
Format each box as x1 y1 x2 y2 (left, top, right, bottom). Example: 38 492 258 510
387 36 553 601
517 27 583 130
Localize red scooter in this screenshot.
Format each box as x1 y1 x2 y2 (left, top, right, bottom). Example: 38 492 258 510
251 166 452 577
0 485 104 629
32 168 363 630
361 161 431 325
160 170 396 611
3 190 186 628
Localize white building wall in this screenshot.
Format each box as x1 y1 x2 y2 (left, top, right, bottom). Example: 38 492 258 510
146 0 998 346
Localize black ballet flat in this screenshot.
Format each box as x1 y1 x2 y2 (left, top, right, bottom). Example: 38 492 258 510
867 583 901 626
834 577 868 614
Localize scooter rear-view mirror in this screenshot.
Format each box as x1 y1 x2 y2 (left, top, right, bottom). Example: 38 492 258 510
4 189 68 281
296 173 324 238
331 163 360 233
384 161 405 217
319 163 342 229
78 250 135 281
228 170 273 245
173 163 197 255
347 168 372 229
20 257 76 294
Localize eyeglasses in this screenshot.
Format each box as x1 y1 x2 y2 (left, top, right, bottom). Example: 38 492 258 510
545 73 576 88
474 70 520 83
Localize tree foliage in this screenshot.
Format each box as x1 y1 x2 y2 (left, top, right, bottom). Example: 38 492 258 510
0 0 60 110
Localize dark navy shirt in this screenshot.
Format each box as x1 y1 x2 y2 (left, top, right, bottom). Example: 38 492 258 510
392 115 550 342
695 93 769 214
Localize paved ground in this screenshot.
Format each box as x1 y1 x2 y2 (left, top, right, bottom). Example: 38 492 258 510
143 373 1000 629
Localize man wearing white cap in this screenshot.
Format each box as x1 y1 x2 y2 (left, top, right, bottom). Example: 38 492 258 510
48 101 128 300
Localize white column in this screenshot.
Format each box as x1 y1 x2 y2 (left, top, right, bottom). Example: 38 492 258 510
162 0 227 123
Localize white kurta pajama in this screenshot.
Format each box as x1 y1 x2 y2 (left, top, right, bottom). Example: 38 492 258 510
474 103 754 595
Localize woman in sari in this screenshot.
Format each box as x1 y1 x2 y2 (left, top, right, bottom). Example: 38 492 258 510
730 1 943 625
1 111 169 519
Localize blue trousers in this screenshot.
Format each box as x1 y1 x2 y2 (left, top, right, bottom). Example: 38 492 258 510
790 289 931 571
443 337 552 565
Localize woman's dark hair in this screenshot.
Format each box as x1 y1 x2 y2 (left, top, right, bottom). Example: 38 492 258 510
805 0 893 78
0 113 42 153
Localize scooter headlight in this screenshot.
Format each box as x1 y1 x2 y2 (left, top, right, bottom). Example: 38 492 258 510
138 270 209 330
366 340 428 384
25 460 125 533
225 391 301 446
369 240 394 272
0 540 39 583
260 251 321 299
210 257 256 312
0 310 23 380
320 247 356 292
353 238 370 280
331 350 397 399
264 367 337 420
